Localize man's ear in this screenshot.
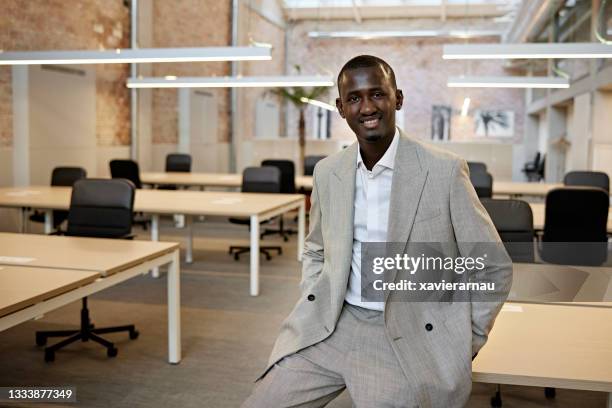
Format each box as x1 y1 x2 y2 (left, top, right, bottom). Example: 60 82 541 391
336 98 346 118
395 89 404 111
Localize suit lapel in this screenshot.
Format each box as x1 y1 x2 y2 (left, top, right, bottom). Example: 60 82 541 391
329 143 357 314
385 132 429 288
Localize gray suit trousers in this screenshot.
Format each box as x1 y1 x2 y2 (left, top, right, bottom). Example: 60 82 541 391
242 303 417 408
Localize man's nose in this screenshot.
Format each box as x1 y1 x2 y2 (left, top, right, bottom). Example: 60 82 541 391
360 97 376 115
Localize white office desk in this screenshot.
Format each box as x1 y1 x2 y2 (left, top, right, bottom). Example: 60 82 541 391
473 302 612 407
0 187 306 296
0 233 181 363
492 181 563 198
141 171 314 190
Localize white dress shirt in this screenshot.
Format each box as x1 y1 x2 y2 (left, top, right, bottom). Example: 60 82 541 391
345 128 399 311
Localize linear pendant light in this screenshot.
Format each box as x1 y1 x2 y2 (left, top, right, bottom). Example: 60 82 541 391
126 75 334 88
309 29 503 40
447 76 570 89
0 47 272 65
443 43 612 60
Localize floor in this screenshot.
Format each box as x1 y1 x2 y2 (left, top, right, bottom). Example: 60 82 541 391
0 217 608 407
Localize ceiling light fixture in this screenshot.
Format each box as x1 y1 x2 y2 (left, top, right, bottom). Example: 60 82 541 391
443 42 612 59
126 75 335 89
0 46 272 65
299 97 338 112
309 30 502 39
447 76 570 89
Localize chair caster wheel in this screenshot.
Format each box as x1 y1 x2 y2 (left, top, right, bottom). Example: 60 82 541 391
36 334 47 346
283 236 289 242
44 350 55 362
129 330 139 340
544 387 556 399
107 347 118 358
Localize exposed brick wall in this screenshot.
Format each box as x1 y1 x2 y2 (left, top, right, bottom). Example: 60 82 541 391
151 0 232 144
287 19 525 144
0 0 131 147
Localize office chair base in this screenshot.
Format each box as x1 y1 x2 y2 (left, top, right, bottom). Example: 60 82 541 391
229 246 282 261
260 217 296 242
260 228 296 242
35 298 138 362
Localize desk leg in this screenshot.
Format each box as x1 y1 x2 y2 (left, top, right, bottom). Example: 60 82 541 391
185 215 193 264
151 215 160 278
250 215 260 296
167 249 181 364
43 210 53 234
20 208 27 233
297 201 305 262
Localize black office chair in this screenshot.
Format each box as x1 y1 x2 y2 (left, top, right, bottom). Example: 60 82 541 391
470 171 493 198
536 155 546 182
522 152 541 182
304 155 326 176
540 187 609 266
35 179 139 362
564 170 609 193
109 159 148 229
481 198 534 263
467 161 487 175
228 167 283 261
260 159 297 242
159 153 192 190
29 167 87 232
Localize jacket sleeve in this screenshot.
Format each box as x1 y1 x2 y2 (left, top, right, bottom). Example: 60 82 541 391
300 166 325 293
449 159 513 356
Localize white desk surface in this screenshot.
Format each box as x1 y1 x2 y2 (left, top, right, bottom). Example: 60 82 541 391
0 233 178 276
511 263 612 303
0 186 304 218
0 265 100 318
141 172 314 190
473 302 612 392
493 181 563 197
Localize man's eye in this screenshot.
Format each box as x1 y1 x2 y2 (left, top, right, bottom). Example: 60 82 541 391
348 96 359 103
373 92 384 98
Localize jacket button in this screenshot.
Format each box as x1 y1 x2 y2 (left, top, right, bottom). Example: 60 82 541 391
425 323 433 331
307 294 315 301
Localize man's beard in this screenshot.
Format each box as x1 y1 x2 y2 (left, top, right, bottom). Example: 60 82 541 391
364 134 383 142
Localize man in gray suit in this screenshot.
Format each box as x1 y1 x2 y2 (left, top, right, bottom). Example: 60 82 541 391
243 55 512 408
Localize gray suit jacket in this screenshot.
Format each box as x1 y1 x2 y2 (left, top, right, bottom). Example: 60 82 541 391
263 130 512 407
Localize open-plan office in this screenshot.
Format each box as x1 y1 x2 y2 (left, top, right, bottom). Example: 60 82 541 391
1 1 612 407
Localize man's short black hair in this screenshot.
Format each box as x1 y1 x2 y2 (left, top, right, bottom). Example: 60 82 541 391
337 55 397 94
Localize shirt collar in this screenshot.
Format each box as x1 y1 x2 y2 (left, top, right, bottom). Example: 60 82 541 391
356 127 400 171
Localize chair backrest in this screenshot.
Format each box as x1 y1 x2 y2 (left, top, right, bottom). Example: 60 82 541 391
261 159 296 194
51 167 87 186
304 155 326 176
109 159 142 188
481 198 534 262
241 166 281 194
467 161 487 175
537 155 546 178
531 152 541 167
66 179 135 239
166 153 192 173
469 171 493 198
564 170 610 193
541 187 609 266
